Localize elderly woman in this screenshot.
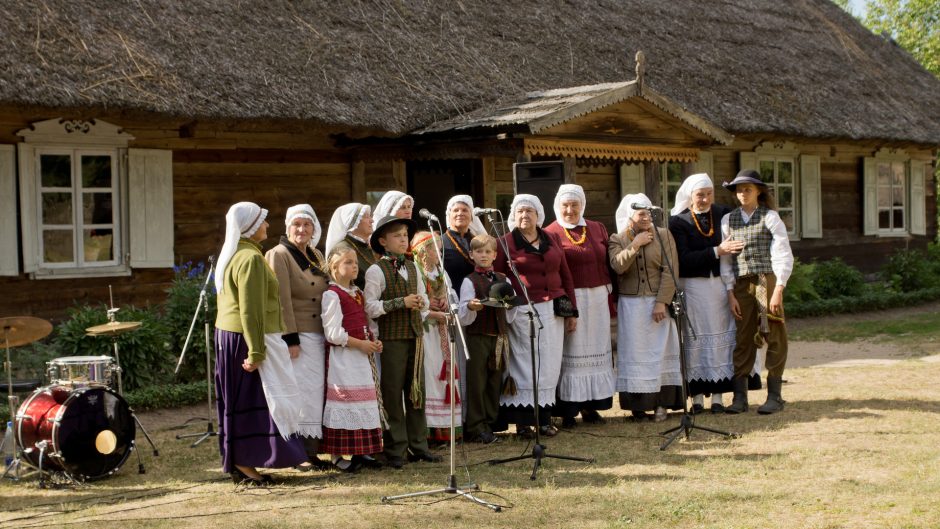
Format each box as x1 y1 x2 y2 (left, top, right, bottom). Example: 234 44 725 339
264 204 333 469
544 184 614 427
214 202 308 485
609 194 683 422
493 194 577 437
373 190 414 221
325 203 375 289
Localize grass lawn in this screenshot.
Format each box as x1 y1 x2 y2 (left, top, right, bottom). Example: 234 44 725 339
2 308 939 529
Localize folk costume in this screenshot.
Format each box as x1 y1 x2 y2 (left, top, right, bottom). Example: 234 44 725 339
373 190 413 221
543 184 615 422
493 194 578 431
363 216 435 463
320 283 385 456
326 203 376 289
265 204 330 455
720 170 793 414
609 194 684 417
412 233 462 442
214 202 306 474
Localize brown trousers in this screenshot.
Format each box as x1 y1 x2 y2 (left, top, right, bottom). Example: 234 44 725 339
732 274 788 379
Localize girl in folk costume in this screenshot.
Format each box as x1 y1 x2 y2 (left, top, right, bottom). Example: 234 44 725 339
325 203 376 290
214 202 310 485
719 170 793 415
373 190 415 221
609 194 684 422
320 243 386 471
543 184 615 427
411 231 462 443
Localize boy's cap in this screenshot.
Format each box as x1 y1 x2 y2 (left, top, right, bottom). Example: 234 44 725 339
370 215 417 254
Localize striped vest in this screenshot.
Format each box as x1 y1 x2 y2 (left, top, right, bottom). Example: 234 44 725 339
465 271 508 337
729 206 774 277
375 258 424 340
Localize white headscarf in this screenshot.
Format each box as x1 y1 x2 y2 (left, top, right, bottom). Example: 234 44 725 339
215 202 268 294
445 194 486 236
373 190 413 220
284 204 322 249
325 203 370 256
615 193 652 234
670 173 714 216
508 194 546 230
553 184 587 229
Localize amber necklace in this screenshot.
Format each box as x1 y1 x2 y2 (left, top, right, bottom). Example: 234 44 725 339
691 209 714 237
562 225 587 246
349 237 377 265
301 247 327 274
445 230 473 264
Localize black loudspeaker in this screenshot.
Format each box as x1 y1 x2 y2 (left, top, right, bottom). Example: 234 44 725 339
513 160 565 225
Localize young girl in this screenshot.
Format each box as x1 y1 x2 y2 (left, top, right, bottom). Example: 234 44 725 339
320 243 386 470
411 231 462 443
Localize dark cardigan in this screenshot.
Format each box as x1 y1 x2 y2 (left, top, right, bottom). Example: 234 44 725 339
668 204 732 278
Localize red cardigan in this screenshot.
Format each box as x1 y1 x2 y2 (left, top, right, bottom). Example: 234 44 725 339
543 220 611 290
494 228 577 310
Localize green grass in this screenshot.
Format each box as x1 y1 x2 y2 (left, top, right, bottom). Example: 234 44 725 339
789 309 940 343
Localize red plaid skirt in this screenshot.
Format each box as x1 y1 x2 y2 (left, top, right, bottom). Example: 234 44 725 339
321 427 383 455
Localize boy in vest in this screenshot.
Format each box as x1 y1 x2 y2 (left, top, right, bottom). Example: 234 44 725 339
458 233 518 443
364 216 440 468
719 170 794 415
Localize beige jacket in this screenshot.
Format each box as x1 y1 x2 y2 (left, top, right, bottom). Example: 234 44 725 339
265 242 329 337
608 227 678 305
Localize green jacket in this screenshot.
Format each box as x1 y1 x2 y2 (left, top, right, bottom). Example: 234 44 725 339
215 239 285 364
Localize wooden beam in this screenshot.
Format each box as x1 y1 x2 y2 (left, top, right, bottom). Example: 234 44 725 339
563 156 577 184
482 156 497 208
391 160 406 190
351 160 366 202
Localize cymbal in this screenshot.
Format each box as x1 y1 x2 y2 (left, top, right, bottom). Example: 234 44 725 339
0 317 53 347
480 296 525 309
86 321 142 336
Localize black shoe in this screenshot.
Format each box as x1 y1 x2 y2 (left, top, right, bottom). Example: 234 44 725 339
470 431 500 444
385 456 406 469
516 425 535 438
691 403 705 415
561 416 577 428
352 455 383 469
230 469 266 486
407 451 442 463
710 403 726 414
580 409 606 424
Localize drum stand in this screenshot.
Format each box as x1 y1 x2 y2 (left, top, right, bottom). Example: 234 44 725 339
2 335 25 481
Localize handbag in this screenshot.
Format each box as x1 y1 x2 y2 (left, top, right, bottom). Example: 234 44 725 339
553 295 578 318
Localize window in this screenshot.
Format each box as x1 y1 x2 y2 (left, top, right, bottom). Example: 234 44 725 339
659 161 683 211
757 156 797 236
863 149 927 237
740 143 822 241
875 160 906 233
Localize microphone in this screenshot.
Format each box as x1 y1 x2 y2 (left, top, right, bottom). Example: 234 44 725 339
473 207 499 216
418 208 439 221
632 203 661 211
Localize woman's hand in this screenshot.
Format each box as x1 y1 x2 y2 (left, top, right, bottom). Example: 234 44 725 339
429 297 447 311
716 237 745 256
564 316 577 333
652 302 667 323
353 337 382 354
728 292 742 320
242 358 259 372
403 294 424 310
631 229 654 249
770 285 784 316
288 344 301 359
430 311 448 323
468 299 484 312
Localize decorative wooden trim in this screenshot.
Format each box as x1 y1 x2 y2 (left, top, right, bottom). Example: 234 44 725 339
524 138 699 163
17 118 134 145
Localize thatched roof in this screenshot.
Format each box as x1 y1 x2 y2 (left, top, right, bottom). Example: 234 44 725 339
1 0 938 144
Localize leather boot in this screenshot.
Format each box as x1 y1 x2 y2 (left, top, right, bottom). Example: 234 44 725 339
724 377 749 414
757 377 785 415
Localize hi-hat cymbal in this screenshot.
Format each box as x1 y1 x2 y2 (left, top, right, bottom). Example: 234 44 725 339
480 296 525 309
0 317 53 347
86 321 142 336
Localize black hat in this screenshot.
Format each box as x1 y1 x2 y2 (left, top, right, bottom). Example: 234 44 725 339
369 215 417 254
722 169 767 191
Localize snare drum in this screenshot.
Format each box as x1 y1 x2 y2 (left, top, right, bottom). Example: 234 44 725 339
47 356 115 387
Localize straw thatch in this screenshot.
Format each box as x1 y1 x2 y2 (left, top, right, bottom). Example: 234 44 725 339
0 0 938 143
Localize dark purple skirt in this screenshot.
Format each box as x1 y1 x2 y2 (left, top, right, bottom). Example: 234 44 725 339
215 329 306 473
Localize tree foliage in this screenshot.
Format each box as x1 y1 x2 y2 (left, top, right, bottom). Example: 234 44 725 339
842 0 940 78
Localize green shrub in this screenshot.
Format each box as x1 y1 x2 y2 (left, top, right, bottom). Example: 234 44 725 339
813 257 865 298
880 248 936 292
163 261 217 383
787 286 940 318
783 258 819 303
0 381 211 419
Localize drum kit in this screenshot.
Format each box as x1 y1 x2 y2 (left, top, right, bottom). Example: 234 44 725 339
2 305 159 486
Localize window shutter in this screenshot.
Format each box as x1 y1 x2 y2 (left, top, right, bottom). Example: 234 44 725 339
799 154 822 238
619 162 645 195
862 157 878 236
17 144 38 273
0 145 18 276
739 151 758 173
909 160 927 236
694 150 714 178
128 148 174 268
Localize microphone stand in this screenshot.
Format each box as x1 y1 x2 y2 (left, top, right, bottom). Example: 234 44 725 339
381 214 501 512
649 210 737 450
484 210 594 480
173 257 218 448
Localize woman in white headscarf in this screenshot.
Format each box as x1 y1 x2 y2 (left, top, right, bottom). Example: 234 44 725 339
668 175 755 414
373 190 414 221
264 204 333 470
214 202 309 485
608 194 683 422
493 194 578 437
325 203 375 289
544 184 615 427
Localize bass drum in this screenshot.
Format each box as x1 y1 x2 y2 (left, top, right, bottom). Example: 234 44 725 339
15 385 135 481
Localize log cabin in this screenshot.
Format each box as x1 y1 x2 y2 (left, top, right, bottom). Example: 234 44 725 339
0 0 937 320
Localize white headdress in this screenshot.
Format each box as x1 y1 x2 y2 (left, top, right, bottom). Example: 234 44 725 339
615 193 652 234
373 190 413 220
325 203 370 256
215 202 268 294
553 184 587 229
670 173 714 216
284 204 322 249
508 194 546 230
445 194 486 236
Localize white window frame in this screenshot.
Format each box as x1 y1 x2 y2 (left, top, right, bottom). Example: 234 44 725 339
18 119 134 279
741 142 808 241
863 148 927 238
659 161 684 212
